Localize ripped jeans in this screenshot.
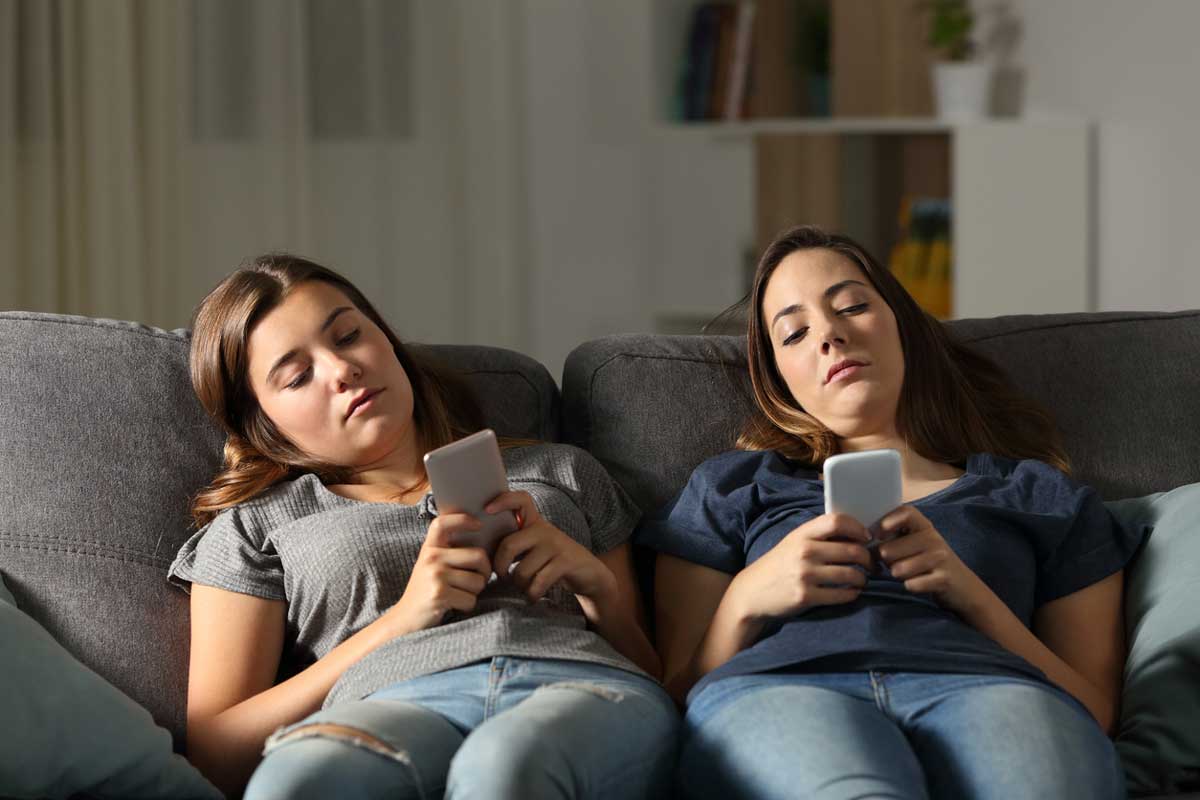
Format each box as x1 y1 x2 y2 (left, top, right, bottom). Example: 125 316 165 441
242 657 679 800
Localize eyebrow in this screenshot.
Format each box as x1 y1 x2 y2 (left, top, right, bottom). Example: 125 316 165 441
770 280 867 329
265 306 354 385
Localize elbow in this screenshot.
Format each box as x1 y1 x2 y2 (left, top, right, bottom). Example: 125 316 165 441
186 716 254 798
1097 694 1120 738
184 720 223 787
662 663 696 708
642 649 664 682
1082 685 1120 737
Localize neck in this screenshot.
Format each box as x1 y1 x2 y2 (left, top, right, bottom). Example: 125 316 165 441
350 427 428 493
838 430 961 485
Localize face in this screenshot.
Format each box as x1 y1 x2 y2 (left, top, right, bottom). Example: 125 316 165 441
761 248 905 440
246 280 416 469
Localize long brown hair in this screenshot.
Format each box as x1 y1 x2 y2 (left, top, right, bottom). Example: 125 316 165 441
737 225 1070 472
189 254 487 527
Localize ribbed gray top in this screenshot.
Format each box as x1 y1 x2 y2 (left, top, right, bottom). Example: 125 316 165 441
168 444 648 708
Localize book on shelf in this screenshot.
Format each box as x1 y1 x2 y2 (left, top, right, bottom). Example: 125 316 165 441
677 1 756 122
673 0 829 122
724 1 757 119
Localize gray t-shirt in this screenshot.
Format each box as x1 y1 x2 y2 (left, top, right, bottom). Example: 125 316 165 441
168 444 647 708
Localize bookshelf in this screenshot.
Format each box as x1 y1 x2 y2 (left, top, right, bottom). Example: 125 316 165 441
647 0 1092 332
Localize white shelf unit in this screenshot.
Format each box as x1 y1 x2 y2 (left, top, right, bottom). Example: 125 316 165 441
646 0 1093 331
649 118 1093 331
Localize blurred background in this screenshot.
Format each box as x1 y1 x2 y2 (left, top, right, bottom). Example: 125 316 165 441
2 0 1199 377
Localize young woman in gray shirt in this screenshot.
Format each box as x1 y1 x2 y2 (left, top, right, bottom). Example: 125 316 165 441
169 255 677 799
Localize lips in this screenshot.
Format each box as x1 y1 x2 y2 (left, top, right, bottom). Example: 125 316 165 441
825 359 866 384
345 388 384 420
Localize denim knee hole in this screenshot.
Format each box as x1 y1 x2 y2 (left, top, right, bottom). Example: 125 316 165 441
531 681 626 703
264 722 416 769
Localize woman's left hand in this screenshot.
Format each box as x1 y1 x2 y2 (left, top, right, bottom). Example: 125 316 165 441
486 490 618 607
875 505 991 617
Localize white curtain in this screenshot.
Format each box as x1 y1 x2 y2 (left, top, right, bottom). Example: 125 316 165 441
0 0 523 345
0 0 182 325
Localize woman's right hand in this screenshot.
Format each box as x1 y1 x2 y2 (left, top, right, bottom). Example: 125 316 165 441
382 512 494 635
728 513 873 622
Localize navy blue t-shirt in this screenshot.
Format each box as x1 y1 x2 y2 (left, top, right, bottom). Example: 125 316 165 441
637 450 1144 704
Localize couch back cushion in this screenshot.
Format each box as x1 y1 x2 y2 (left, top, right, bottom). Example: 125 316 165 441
0 311 558 747
561 310 1200 513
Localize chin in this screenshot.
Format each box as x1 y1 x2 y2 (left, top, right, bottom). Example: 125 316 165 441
825 407 891 438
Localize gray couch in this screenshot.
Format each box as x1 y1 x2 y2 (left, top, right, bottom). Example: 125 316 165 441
1 309 1198 798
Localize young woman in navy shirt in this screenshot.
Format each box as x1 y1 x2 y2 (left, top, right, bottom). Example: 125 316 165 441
640 226 1140 800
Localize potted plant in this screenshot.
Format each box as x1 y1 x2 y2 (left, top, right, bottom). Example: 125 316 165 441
925 0 991 119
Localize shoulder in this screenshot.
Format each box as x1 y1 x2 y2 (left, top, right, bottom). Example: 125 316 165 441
204 473 338 541
690 448 816 492
503 442 611 489
968 453 1091 512
971 453 1073 487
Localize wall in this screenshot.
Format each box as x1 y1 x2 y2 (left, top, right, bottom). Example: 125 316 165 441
518 0 1200 379
1009 0 1200 311
518 0 752 377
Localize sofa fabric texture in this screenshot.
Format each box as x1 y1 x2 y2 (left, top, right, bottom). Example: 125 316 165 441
0 311 559 749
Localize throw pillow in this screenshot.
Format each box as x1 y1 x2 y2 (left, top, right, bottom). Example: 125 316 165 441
1107 485 1200 796
0 571 221 799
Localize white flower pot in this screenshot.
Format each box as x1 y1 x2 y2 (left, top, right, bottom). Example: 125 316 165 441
932 61 993 120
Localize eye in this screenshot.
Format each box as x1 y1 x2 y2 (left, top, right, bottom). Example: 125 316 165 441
285 367 311 390
838 303 868 315
335 329 360 347
782 328 808 346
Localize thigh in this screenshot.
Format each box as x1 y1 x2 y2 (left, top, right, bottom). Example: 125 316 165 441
366 661 491 732
244 699 466 800
448 664 680 800
680 676 929 800
897 675 1125 800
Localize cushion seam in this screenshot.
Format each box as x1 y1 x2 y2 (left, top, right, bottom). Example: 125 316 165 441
1 531 178 555
0 540 172 569
0 314 187 344
959 311 1200 343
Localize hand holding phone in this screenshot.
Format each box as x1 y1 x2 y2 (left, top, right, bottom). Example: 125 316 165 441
423 429 519 555
823 448 903 548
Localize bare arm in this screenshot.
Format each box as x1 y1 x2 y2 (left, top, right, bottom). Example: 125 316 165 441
585 542 663 679
185 586 399 795
187 513 493 796
878 507 1126 734
655 555 747 703
973 571 1125 734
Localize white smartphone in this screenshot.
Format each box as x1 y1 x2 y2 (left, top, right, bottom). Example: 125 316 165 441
423 428 519 554
823 448 903 547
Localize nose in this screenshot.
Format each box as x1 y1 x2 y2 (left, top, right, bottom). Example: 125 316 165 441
818 320 847 354
319 351 362 390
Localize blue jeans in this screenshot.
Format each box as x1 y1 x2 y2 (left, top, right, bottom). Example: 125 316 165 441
243 657 679 800
678 671 1125 800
